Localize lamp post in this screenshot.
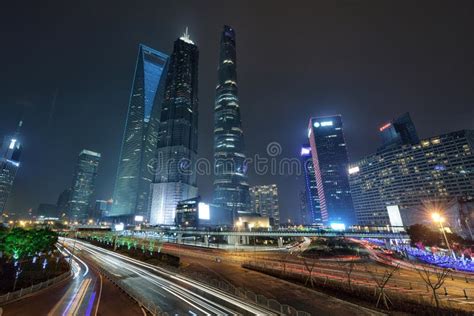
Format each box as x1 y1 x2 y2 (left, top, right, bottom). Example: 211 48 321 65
431 213 456 259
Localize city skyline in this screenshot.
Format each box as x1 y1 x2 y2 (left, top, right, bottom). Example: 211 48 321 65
1 2 474 221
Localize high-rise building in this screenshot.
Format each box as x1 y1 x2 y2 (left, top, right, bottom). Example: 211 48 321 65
213 25 250 223
379 112 419 150
36 203 58 218
0 121 22 213
300 145 322 225
93 199 112 220
111 44 169 221
149 30 199 225
249 185 280 226
56 188 71 218
349 130 474 226
68 150 101 222
308 115 355 225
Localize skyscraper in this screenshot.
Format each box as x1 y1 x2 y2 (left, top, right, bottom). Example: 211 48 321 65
213 25 250 222
249 184 280 226
300 145 322 225
56 188 71 218
68 150 100 222
349 130 474 226
0 121 22 213
308 115 355 225
149 30 199 225
111 44 169 221
379 112 419 150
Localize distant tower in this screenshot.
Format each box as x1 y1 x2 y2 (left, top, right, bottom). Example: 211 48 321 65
213 25 251 223
56 188 71 218
378 112 419 150
68 150 101 222
249 184 280 226
111 44 169 221
149 29 199 225
308 115 355 225
0 120 23 213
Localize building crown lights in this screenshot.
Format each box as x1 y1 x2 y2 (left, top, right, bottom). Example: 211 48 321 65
180 27 194 44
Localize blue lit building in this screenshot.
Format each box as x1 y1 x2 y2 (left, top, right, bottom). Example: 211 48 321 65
0 122 22 213
111 44 169 221
213 25 251 223
149 30 199 225
300 145 322 225
308 115 355 225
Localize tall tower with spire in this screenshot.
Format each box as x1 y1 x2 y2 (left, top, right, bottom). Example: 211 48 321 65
213 25 251 223
0 120 23 213
149 29 199 225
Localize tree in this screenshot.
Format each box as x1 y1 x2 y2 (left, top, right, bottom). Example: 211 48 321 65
303 258 317 288
4 228 32 260
416 266 449 310
369 265 399 310
406 224 440 247
337 259 356 291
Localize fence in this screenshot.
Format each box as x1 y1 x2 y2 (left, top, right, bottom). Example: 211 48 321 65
96 266 169 316
0 270 72 306
186 270 312 316
243 260 474 313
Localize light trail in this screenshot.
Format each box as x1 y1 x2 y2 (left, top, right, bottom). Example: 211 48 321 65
66 238 277 315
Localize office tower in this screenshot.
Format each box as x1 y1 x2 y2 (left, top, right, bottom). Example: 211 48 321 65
36 203 58 218
149 30 199 225
56 188 71 218
68 150 101 222
299 190 309 225
300 145 322 225
349 130 474 226
111 44 169 221
175 196 200 228
379 112 419 150
308 115 355 225
0 121 22 213
213 25 251 222
249 185 280 226
93 199 112 220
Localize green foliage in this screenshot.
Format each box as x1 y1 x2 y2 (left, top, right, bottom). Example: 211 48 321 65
3 228 58 260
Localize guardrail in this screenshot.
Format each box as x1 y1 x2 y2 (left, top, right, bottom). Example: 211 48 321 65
0 270 72 306
96 266 169 316
185 270 311 316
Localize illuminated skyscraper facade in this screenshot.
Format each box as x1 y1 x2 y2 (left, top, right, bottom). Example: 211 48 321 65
149 31 199 225
0 124 22 213
111 44 169 221
249 184 280 226
300 145 322 225
68 150 100 222
213 25 250 222
308 115 355 225
349 130 474 226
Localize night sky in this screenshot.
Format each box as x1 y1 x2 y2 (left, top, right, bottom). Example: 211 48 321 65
1 1 474 221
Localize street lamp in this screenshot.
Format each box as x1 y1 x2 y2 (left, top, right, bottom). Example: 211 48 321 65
431 212 456 259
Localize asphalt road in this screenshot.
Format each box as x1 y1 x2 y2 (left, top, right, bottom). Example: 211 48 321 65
2 244 99 316
64 238 278 315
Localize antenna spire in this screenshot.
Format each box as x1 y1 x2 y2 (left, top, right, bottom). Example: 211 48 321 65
180 27 194 44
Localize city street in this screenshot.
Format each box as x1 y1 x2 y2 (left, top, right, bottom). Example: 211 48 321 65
63 238 278 315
